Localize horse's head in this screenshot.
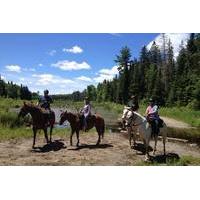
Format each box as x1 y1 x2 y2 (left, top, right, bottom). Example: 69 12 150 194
122 106 132 120
18 102 30 118
59 110 67 125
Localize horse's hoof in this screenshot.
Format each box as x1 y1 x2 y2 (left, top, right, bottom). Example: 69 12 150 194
144 155 150 162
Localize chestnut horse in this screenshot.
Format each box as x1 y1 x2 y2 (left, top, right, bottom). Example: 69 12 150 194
59 111 105 147
18 102 55 148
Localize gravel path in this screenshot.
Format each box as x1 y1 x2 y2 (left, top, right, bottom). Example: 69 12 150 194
0 131 199 166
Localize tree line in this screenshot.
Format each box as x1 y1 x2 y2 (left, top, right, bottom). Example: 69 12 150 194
83 33 200 109
0 77 34 100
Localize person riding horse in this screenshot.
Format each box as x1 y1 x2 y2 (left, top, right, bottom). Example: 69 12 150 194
128 95 139 112
122 95 139 128
80 97 92 131
37 89 53 126
145 98 163 137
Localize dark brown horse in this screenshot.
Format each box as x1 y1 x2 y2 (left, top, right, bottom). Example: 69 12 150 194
18 102 55 148
59 111 105 147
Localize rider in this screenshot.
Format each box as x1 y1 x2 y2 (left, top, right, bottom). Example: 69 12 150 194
122 95 139 128
81 97 92 131
127 95 139 112
145 98 160 136
38 89 53 125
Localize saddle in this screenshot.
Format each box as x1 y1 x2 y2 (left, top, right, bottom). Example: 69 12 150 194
79 114 95 131
146 116 164 128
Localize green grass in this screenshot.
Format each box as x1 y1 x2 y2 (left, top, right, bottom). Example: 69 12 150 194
166 127 200 143
137 155 200 166
159 107 200 127
0 126 71 141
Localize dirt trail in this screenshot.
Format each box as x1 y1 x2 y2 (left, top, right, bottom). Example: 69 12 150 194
161 116 192 129
0 131 199 166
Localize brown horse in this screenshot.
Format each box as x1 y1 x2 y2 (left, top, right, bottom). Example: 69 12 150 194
18 102 55 148
59 111 105 147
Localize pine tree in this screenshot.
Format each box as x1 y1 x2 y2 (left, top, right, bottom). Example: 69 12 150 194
115 46 132 104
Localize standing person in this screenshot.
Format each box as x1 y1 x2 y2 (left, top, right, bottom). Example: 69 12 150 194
145 98 160 136
81 97 92 131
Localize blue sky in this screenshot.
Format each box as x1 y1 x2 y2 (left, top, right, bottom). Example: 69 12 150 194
0 33 159 94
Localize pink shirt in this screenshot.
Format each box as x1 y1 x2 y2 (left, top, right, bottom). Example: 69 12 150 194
146 105 159 119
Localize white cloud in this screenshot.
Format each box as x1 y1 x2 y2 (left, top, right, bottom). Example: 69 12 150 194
32 74 74 86
63 45 83 54
23 67 36 72
48 50 56 56
76 76 92 82
5 65 21 73
99 65 118 76
94 65 119 83
52 60 91 71
147 33 190 58
1 75 6 81
38 63 43 67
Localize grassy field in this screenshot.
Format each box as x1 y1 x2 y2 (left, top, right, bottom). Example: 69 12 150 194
0 98 200 141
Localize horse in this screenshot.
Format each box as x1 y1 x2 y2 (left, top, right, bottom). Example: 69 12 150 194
122 106 138 146
122 108 167 161
59 110 105 147
18 102 55 148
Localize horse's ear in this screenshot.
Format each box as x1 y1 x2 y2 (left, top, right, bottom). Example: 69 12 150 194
23 101 26 106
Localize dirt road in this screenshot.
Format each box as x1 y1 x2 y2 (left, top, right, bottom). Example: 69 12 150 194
0 131 199 166
161 116 192 129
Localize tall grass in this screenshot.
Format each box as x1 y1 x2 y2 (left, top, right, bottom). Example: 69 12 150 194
52 100 200 127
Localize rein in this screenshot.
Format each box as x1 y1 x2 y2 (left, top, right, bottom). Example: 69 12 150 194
131 113 145 126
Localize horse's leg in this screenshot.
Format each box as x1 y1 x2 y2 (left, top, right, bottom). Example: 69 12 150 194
50 125 53 142
32 127 37 148
70 130 75 146
132 127 137 146
95 127 101 146
144 138 150 161
76 130 80 147
127 127 132 147
162 131 167 155
43 128 49 144
153 135 158 155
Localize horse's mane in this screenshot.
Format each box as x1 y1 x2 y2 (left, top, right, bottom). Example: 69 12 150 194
24 103 45 113
133 111 146 121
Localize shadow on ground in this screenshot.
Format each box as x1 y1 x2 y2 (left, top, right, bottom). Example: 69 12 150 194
131 143 180 164
68 143 113 151
131 143 153 154
31 139 67 153
150 153 180 164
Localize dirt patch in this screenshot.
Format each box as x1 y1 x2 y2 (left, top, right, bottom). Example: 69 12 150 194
161 116 192 129
0 131 199 166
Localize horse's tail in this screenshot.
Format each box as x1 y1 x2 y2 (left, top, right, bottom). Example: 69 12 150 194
102 119 105 139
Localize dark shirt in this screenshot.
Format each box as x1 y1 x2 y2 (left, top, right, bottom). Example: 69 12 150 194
39 95 53 109
127 100 139 111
